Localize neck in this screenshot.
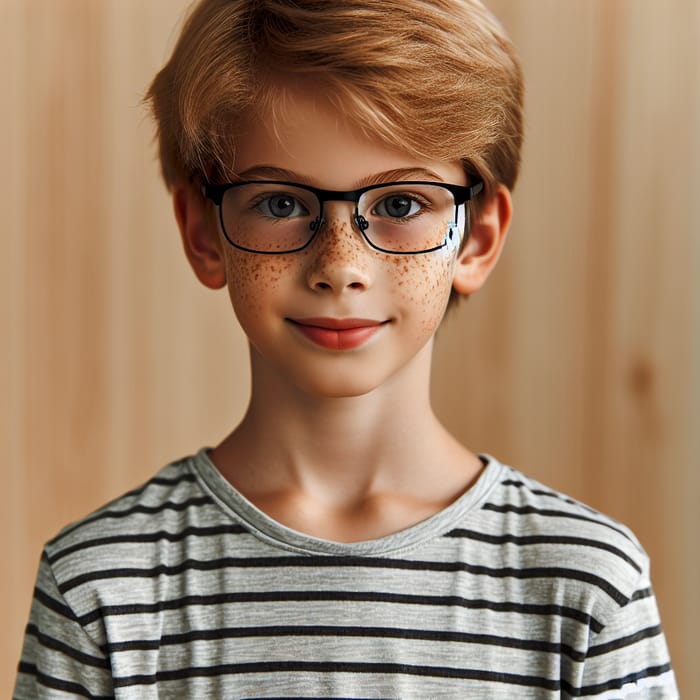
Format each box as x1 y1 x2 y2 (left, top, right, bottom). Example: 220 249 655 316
210 339 482 536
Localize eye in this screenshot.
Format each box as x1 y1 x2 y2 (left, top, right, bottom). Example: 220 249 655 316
373 193 423 219
255 194 310 219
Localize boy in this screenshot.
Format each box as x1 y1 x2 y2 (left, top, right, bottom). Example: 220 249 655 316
15 0 678 697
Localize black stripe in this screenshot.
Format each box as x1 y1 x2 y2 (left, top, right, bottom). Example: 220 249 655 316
631 586 653 601
112 660 563 690
58 554 628 604
47 524 248 565
57 496 213 539
112 660 674 695
25 623 110 669
481 503 633 540
103 623 587 662
444 528 641 572
587 624 663 658
500 479 597 511
117 471 198 502
80 590 602 634
34 586 78 622
574 663 673 696
17 661 112 699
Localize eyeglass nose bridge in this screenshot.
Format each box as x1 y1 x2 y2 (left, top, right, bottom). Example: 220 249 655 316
308 189 369 237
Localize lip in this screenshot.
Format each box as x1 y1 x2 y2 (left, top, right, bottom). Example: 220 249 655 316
288 317 388 350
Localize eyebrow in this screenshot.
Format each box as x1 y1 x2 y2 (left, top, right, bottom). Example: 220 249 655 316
233 165 449 188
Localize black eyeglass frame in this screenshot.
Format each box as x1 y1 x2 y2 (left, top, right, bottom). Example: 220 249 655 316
202 179 484 255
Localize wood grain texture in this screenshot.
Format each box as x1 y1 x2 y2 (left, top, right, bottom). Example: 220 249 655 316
1 1 697 696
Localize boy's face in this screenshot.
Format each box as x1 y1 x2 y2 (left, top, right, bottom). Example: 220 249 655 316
176 88 508 399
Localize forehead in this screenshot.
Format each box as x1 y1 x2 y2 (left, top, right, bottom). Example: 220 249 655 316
233 87 466 189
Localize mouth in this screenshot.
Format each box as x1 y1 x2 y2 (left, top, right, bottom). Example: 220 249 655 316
287 317 389 351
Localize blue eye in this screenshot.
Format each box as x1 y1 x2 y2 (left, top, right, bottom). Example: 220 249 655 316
373 194 422 219
256 194 309 219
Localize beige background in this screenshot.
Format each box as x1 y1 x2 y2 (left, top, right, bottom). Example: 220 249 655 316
1 0 698 696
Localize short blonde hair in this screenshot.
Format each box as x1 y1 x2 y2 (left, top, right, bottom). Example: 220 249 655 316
146 0 523 196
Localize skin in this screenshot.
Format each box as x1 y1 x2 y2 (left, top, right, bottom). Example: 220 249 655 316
173 88 512 542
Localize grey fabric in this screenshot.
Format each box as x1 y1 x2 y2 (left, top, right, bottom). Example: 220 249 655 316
14 449 679 698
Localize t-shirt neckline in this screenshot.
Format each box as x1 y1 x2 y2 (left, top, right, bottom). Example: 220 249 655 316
190 447 504 557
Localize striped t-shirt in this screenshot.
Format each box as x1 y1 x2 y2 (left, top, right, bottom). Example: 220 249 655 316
15 449 678 698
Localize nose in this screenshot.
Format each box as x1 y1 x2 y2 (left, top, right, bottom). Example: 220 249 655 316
304 204 373 294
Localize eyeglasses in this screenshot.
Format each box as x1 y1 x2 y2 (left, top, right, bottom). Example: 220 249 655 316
203 179 483 255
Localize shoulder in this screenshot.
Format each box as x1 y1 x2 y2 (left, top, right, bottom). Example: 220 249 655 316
467 458 650 621
41 452 228 611
46 454 205 555
479 459 645 554
482 461 643 546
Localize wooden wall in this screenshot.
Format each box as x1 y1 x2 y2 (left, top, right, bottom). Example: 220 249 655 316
1 1 697 696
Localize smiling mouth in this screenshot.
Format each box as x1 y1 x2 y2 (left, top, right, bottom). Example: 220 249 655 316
287 317 389 350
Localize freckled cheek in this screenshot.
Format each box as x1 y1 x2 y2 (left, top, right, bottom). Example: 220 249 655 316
386 253 454 332
223 252 296 320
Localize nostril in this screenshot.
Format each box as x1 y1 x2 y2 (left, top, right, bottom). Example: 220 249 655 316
312 278 366 293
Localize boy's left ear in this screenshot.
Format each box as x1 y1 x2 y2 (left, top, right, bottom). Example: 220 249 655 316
452 184 512 296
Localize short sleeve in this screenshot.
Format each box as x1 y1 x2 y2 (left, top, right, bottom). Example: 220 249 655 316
577 560 679 699
13 551 114 700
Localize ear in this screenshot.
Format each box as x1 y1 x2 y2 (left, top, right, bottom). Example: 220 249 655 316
172 183 227 290
452 184 512 296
